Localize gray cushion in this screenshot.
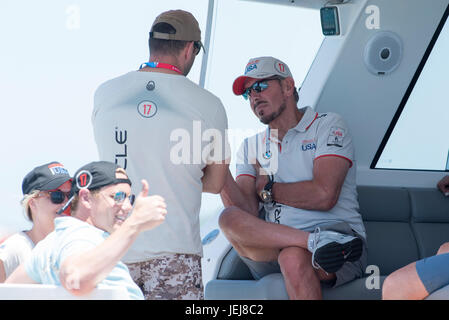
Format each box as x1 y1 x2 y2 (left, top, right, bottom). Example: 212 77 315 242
217 247 253 280
322 277 386 300
364 221 419 275
413 223 449 258
409 188 449 222
408 188 449 258
426 284 449 300
206 274 289 300
206 186 449 300
357 186 410 221
206 273 386 300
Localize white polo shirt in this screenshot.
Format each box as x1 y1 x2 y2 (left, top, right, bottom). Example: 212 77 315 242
92 71 230 262
0 231 34 278
236 106 366 239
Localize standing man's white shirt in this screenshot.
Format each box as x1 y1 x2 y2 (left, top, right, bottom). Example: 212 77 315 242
92 71 230 262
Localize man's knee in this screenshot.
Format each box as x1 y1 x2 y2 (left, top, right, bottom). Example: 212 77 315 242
382 272 397 299
278 247 311 276
278 247 335 282
218 206 241 230
437 242 449 255
382 265 414 300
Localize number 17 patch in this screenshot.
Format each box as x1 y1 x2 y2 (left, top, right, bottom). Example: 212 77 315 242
327 127 345 147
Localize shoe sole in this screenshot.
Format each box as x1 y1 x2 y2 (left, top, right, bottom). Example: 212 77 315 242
313 237 363 274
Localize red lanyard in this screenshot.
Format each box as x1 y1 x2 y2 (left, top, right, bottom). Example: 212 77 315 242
139 61 182 74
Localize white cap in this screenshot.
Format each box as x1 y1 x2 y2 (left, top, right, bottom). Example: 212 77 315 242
232 56 293 95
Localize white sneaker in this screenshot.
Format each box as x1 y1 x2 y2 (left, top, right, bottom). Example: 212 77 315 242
307 227 363 273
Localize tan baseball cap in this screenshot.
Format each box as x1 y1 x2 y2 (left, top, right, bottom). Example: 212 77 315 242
232 56 293 95
150 10 204 51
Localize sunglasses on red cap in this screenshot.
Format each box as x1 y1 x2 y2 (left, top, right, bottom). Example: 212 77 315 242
242 77 282 100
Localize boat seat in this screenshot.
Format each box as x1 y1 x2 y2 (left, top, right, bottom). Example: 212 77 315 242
205 186 449 300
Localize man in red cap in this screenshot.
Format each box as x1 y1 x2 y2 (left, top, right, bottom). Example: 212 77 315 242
219 56 367 300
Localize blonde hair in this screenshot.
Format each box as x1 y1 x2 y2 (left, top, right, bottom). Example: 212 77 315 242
116 168 127 176
21 190 40 222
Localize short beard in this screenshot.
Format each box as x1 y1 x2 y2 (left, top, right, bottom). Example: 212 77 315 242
259 100 287 125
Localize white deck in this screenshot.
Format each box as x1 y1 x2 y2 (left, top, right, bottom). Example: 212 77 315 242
0 283 129 300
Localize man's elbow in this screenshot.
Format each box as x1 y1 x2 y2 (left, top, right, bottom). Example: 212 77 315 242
320 199 338 211
204 180 226 194
60 265 96 296
318 190 339 211
206 187 221 194
202 162 229 194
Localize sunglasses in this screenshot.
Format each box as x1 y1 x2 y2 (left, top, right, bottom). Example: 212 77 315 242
242 77 282 100
109 191 136 206
38 190 71 205
193 41 202 55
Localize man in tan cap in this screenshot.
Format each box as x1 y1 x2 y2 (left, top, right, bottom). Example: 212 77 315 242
92 10 230 299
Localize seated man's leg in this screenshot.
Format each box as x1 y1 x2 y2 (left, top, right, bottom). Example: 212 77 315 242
415 252 449 297
383 252 449 300
220 208 365 300
219 206 309 262
307 223 364 274
278 240 366 300
278 246 334 300
382 262 429 300
437 242 449 255
220 207 363 273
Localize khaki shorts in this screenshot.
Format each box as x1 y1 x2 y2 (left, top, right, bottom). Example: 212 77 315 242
126 253 204 300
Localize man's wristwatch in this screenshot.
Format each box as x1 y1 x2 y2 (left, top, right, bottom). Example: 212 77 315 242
260 175 275 203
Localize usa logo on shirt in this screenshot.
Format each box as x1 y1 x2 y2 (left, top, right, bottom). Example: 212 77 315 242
301 139 316 151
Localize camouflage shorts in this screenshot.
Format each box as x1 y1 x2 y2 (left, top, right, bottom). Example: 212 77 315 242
126 253 204 300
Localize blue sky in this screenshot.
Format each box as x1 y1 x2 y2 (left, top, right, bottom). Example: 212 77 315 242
2 0 448 238
0 0 323 235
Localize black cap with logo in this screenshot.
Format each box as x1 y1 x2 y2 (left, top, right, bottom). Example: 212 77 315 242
22 161 72 195
56 161 132 216
71 161 131 195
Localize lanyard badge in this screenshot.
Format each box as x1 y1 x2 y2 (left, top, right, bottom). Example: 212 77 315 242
139 61 183 75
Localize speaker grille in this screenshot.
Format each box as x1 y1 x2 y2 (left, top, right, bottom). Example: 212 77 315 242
364 31 403 75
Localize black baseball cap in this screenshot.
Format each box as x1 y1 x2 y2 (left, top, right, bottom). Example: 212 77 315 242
22 161 72 195
71 161 131 195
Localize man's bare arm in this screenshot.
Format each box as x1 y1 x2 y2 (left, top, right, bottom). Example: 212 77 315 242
202 161 230 194
437 175 449 196
5 264 37 284
269 156 350 211
220 169 259 216
59 180 166 296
